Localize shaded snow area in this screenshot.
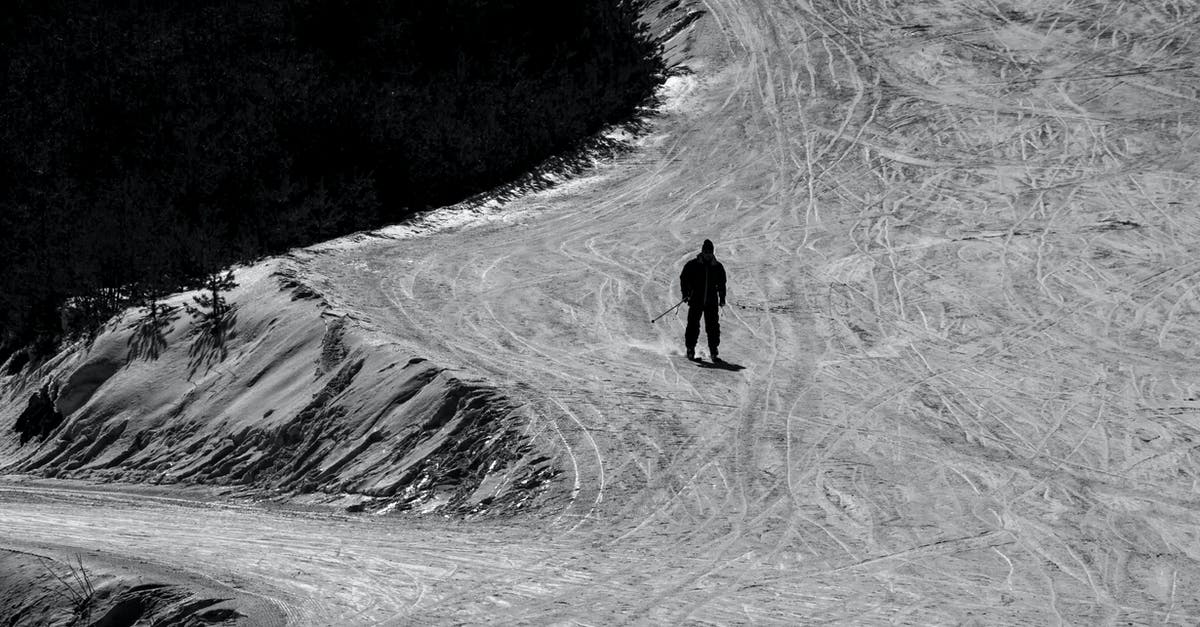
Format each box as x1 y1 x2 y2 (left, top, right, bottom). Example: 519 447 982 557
7 0 1200 623
0 547 281 625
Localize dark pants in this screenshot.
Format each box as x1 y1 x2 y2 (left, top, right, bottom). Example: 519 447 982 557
685 304 720 355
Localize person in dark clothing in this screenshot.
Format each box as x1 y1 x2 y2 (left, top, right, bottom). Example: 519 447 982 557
679 239 727 361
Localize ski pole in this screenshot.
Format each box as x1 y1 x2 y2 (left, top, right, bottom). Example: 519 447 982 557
650 299 686 323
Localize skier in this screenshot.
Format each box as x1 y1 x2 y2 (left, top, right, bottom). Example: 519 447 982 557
679 239 727 361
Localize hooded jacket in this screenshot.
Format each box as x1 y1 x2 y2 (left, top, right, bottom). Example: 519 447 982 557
679 254 726 308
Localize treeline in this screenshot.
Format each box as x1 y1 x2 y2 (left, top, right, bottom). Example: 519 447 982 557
0 0 663 367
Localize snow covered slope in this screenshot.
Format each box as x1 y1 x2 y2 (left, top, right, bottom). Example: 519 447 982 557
6 0 1200 623
0 261 556 515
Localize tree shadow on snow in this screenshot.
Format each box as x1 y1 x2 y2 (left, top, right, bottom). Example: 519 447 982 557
126 304 181 362
187 306 238 378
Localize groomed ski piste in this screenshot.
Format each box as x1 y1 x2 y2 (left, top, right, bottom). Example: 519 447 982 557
5 0 1200 623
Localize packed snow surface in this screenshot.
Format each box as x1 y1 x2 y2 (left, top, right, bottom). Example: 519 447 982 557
6 0 1200 623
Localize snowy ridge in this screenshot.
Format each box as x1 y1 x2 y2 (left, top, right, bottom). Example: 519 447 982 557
0 260 557 515
0 545 286 624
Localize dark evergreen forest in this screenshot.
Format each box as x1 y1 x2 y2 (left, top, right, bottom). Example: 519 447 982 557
0 0 663 367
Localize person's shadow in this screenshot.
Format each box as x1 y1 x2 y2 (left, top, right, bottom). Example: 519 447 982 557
696 359 745 371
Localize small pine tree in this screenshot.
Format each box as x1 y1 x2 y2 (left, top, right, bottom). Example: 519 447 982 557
184 269 237 335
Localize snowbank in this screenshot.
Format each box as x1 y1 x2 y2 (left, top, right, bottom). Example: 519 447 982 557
0 259 557 515
0 547 280 625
